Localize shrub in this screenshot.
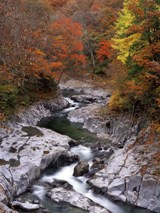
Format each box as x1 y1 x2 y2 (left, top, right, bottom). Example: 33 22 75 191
0 85 18 114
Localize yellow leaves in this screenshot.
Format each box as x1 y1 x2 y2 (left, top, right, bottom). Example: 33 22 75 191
112 33 142 63
112 0 143 64
0 85 17 94
115 0 135 37
108 90 131 112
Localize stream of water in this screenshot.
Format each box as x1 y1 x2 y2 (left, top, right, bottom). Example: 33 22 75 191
16 96 152 213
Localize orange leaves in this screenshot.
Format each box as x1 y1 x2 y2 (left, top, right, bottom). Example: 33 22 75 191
0 64 14 84
125 80 145 96
133 42 160 73
128 1 145 18
50 17 83 38
71 54 86 63
50 61 64 69
96 40 113 62
49 16 86 73
34 49 46 57
47 0 67 8
25 16 86 84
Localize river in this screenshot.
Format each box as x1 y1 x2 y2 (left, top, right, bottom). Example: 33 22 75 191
15 96 153 213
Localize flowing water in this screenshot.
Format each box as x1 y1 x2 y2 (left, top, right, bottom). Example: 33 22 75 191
16 97 153 213
37 145 151 213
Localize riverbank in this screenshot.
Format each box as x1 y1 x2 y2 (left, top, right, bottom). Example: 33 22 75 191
63 79 160 213
0 91 73 212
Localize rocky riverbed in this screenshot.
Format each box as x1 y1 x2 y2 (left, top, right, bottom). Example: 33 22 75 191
0 80 159 213
64 80 160 213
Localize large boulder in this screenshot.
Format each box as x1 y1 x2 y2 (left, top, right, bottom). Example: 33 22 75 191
48 187 91 210
48 187 110 213
0 125 72 197
73 161 89 177
55 152 79 167
71 95 102 104
12 201 39 210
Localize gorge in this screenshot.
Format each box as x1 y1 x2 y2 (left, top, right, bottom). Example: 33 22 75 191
0 80 159 213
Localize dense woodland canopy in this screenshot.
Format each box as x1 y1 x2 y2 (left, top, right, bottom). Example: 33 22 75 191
0 0 159 121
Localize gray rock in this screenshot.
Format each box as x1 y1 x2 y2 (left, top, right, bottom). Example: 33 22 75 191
73 161 89 177
0 94 72 206
51 180 73 190
108 178 125 196
89 143 160 213
68 103 104 127
0 92 68 138
0 191 7 204
49 187 110 213
89 206 110 213
138 174 160 211
91 158 104 170
12 201 39 210
49 187 91 210
59 79 110 99
55 152 79 167
7 128 71 195
71 95 102 104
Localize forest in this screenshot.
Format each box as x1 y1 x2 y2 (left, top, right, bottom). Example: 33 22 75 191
0 0 159 122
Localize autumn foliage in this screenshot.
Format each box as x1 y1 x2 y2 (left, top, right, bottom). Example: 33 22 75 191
111 0 160 118
0 0 85 117
48 0 68 8
0 0 159 120
96 40 112 62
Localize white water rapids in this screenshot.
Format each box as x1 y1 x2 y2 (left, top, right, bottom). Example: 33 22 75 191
33 145 124 213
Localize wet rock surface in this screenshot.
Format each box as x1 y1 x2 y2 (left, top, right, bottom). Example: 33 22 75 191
55 152 79 168
88 140 160 212
48 187 110 213
71 95 103 104
48 187 91 210
73 161 89 177
0 94 71 212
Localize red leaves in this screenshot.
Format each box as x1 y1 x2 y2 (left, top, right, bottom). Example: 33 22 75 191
96 40 113 62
